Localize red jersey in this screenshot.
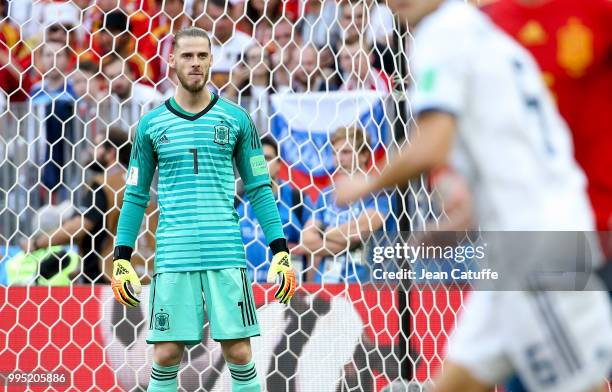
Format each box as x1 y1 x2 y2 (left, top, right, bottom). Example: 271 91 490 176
484 0 612 231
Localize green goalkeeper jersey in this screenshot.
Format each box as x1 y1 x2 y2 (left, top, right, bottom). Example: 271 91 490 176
115 93 285 273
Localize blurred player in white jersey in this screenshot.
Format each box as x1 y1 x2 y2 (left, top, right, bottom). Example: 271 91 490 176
335 0 612 391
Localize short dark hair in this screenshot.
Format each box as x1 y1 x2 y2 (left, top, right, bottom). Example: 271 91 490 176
261 136 278 156
78 60 98 74
104 11 128 33
172 27 211 50
208 0 233 10
103 128 131 167
101 53 132 75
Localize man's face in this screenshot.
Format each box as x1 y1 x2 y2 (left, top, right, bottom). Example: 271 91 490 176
96 0 119 12
97 29 127 53
164 0 184 19
333 138 369 173
202 3 233 42
169 36 212 93
263 144 279 180
388 0 442 27
46 24 71 46
245 45 268 78
274 21 293 49
40 42 69 78
104 60 131 99
333 139 357 173
72 70 101 99
340 44 369 78
340 3 367 44
301 47 318 77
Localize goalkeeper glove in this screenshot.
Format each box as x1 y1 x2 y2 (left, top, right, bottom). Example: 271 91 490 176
111 258 142 307
267 251 297 304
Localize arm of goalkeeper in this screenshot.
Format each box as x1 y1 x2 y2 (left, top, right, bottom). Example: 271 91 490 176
267 239 297 304
111 246 142 307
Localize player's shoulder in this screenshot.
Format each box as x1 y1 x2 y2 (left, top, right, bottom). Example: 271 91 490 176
216 96 252 122
417 0 490 40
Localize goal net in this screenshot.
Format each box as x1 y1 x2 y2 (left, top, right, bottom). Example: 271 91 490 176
0 0 574 391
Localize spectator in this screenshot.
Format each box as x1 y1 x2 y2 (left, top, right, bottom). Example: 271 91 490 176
288 44 341 92
339 41 391 93
29 42 77 202
152 0 189 94
84 0 158 42
237 136 311 282
226 44 274 131
71 60 105 140
302 125 391 282
83 10 160 84
10 202 80 286
193 0 253 90
15 2 80 91
101 53 163 132
243 0 298 46
30 42 76 105
24 128 157 284
336 0 394 75
270 18 302 89
72 60 104 105
297 0 340 49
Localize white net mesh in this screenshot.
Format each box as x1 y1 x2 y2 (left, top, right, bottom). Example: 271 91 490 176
0 0 609 391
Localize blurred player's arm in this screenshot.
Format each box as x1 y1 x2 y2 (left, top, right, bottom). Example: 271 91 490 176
113 117 157 306
324 209 385 245
428 167 475 232
234 113 295 302
336 112 456 205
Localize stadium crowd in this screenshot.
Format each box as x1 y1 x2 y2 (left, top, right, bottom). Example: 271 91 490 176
1 0 610 289
0 0 397 285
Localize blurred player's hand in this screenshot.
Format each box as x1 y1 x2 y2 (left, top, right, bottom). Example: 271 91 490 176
334 174 371 206
267 251 296 304
111 259 142 307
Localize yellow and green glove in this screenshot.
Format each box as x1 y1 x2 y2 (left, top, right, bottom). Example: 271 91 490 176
267 251 297 304
111 258 142 307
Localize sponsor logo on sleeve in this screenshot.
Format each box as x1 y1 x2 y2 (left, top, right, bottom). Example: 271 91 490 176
250 155 268 176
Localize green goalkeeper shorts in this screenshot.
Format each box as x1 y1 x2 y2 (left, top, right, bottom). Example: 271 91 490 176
146 268 260 344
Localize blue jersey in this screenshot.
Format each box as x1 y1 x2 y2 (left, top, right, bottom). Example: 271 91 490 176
238 181 310 281
313 184 394 282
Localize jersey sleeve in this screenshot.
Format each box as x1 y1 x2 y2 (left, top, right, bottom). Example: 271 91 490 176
234 113 272 192
409 27 470 117
115 116 157 249
234 111 285 247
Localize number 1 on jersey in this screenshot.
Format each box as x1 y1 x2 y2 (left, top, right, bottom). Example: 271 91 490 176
189 148 198 174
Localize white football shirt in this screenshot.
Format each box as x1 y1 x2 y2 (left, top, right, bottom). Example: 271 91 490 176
409 0 594 231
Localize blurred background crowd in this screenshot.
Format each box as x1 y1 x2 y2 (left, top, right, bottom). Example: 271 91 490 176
0 0 610 289
0 0 408 287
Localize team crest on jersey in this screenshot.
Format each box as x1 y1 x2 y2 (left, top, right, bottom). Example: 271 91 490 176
154 312 170 331
214 124 230 145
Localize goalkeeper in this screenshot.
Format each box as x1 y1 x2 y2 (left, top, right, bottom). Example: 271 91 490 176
112 27 296 392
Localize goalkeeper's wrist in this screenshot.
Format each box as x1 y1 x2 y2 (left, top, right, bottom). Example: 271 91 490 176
113 245 133 261
269 238 289 255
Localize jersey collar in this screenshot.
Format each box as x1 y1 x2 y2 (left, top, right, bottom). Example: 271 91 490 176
165 92 219 121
